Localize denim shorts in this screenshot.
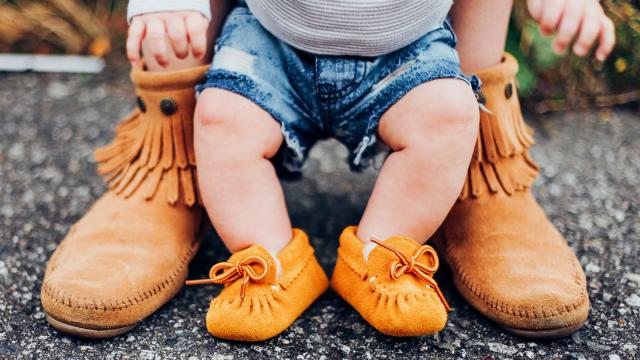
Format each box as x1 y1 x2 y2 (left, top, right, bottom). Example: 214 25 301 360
196 1 480 176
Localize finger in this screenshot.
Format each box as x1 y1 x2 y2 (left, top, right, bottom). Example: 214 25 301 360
573 6 601 56
596 17 616 61
166 16 189 59
527 0 544 22
126 19 146 64
539 0 564 35
145 18 170 66
185 13 209 58
553 0 584 53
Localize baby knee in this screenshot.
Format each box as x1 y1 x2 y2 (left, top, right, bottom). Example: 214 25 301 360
437 87 480 127
194 88 283 158
404 85 479 145
195 89 237 129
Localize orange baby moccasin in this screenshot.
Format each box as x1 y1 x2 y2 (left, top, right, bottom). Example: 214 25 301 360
187 229 328 341
332 226 451 337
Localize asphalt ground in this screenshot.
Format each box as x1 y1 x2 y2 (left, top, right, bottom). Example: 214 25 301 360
0 64 638 359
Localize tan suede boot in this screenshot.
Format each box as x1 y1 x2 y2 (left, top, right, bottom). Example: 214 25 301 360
436 53 589 338
40 63 209 338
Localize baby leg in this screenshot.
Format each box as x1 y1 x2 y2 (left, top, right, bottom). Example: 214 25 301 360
356 79 479 244
450 0 513 72
193 89 329 341
194 89 292 253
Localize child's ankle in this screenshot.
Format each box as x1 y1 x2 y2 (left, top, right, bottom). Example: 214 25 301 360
354 228 379 262
362 241 378 262
265 248 283 279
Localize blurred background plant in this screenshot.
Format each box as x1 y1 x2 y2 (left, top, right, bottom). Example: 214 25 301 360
509 0 640 113
0 0 638 112
0 0 126 57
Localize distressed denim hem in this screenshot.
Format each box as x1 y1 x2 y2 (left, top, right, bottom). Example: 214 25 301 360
349 62 477 171
196 69 307 173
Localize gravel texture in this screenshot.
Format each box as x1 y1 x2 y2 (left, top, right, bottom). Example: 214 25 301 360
0 63 638 360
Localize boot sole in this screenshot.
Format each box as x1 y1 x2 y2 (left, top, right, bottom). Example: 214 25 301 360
44 222 212 339
433 232 588 339
45 313 138 339
42 222 208 339
452 267 588 339
502 321 586 339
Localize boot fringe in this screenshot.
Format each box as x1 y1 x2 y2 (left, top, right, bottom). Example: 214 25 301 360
95 108 200 207
93 63 207 207
460 54 540 200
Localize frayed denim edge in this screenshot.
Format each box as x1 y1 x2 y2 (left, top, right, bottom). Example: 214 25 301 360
349 62 479 172
196 70 306 173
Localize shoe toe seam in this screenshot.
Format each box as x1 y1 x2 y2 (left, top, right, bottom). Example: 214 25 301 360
42 242 198 312
215 253 315 304
450 253 588 320
280 252 314 289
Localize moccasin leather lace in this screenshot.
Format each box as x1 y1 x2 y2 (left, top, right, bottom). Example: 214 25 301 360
371 239 451 312
186 255 269 301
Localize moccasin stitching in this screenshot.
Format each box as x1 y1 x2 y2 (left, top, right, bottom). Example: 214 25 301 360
42 240 198 312
372 284 444 300
336 252 366 279
222 253 315 303
280 253 314 289
448 250 587 320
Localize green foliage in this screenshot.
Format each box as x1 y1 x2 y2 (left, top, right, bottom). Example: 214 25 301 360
507 0 640 111
4 0 638 110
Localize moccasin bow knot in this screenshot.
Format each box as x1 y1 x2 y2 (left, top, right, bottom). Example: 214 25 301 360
187 255 269 301
371 239 451 312
191 230 329 341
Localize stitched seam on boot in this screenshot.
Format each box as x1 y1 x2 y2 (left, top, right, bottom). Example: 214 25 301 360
372 285 441 299
281 254 314 289
448 252 587 319
43 241 199 312
214 256 316 306
336 253 366 279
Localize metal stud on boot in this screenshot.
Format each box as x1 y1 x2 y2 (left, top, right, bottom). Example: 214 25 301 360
41 63 209 338
436 53 589 339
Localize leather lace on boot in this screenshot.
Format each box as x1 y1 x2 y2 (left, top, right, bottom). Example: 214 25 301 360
371 239 451 311
187 256 269 301
196 230 329 341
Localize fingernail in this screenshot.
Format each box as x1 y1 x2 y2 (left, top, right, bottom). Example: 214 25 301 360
573 45 585 56
553 43 564 54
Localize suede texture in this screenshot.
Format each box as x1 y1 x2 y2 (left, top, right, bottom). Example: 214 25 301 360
41 64 209 335
95 63 210 206
203 229 329 342
436 53 589 336
332 226 449 337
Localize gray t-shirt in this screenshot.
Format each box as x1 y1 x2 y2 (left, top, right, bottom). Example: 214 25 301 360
246 0 453 56
127 0 453 57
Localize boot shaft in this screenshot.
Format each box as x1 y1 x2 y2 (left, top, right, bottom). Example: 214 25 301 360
460 53 539 200
94 64 209 207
